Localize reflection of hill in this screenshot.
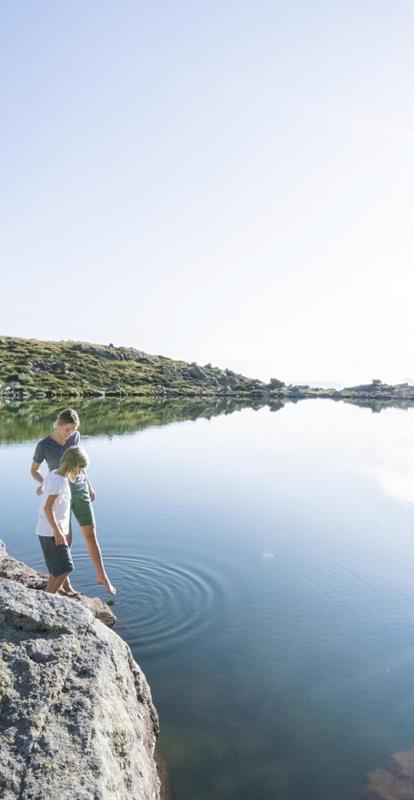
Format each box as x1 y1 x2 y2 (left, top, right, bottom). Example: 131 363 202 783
0 397 269 444
1 392 412 444
0 396 414 442
342 397 414 413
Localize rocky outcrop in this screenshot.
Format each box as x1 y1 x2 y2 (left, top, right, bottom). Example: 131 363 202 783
0 540 116 627
0 335 280 400
341 379 414 400
0 576 161 800
360 751 414 799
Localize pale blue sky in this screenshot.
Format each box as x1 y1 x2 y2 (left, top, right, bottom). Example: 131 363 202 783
1 1 414 384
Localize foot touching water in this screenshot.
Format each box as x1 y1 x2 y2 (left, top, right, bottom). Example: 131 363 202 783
97 574 117 595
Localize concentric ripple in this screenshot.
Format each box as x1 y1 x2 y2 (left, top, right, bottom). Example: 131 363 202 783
64 551 228 657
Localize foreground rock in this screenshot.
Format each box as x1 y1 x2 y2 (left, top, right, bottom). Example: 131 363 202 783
0 540 115 627
0 578 160 800
360 751 414 799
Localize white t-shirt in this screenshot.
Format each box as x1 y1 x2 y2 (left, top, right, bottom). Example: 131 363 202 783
36 470 71 537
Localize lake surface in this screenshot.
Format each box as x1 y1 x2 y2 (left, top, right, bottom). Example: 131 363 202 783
2 397 414 799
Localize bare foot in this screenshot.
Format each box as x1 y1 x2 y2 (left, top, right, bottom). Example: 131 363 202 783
97 575 117 595
61 579 79 597
60 588 81 597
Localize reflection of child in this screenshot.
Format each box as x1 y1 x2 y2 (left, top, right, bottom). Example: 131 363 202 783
36 447 87 594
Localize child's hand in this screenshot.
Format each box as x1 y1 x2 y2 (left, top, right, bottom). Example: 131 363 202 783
89 488 96 502
53 528 67 546
36 486 44 496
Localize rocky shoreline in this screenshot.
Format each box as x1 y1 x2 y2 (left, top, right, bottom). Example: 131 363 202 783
1 547 413 799
0 541 161 800
2 336 414 404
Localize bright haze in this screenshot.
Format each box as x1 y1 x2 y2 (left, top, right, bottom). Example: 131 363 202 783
1 2 413 386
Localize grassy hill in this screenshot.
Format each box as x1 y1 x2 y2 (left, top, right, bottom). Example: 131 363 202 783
0 336 278 399
2 336 414 408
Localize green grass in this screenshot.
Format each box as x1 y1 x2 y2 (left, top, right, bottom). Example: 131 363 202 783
0 336 269 399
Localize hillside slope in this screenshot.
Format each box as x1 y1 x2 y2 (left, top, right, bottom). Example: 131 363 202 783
0 336 279 399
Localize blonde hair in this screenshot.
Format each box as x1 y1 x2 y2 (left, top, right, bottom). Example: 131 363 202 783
53 409 80 430
58 446 89 480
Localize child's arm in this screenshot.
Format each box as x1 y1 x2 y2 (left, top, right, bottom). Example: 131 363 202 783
87 478 96 501
44 495 67 545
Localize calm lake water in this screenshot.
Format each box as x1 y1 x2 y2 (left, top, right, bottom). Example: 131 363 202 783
2 397 414 799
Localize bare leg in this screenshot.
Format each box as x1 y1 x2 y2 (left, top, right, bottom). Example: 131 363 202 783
61 525 78 596
47 572 70 594
80 524 116 595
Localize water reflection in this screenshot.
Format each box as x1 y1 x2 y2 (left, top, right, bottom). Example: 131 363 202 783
0 397 259 443
1 395 413 445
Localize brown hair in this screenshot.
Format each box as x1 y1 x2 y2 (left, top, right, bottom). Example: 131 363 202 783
53 409 80 429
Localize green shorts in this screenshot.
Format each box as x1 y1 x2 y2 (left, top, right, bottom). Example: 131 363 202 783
71 487 95 527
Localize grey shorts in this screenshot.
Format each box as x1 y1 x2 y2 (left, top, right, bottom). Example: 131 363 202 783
38 536 74 577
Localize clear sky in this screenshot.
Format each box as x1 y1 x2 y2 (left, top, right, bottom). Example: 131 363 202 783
1 1 414 385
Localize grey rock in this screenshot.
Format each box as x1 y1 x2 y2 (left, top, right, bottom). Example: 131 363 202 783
49 361 67 373
107 383 124 393
0 540 116 628
340 379 414 400
187 365 209 382
251 381 269 394
0 579 160 800
71 344 120 361
360 750 414 799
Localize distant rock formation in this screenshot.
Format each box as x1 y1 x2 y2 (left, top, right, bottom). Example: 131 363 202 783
360 751 414 799
0 545 161 800
341 379 414 400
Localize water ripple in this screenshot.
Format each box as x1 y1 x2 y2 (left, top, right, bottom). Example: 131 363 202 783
68 551 228 657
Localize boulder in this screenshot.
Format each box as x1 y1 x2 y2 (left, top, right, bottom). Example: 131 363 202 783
106 383 124 393
0 578 160 800
360 751 414 799
187 364 209 382
0 540 116 628
250 381 269 394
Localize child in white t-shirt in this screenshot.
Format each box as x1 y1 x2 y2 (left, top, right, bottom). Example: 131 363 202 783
36 446 88 593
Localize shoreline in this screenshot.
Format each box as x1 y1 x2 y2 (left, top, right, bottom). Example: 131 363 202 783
2 335 414 406
0 539 162 800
